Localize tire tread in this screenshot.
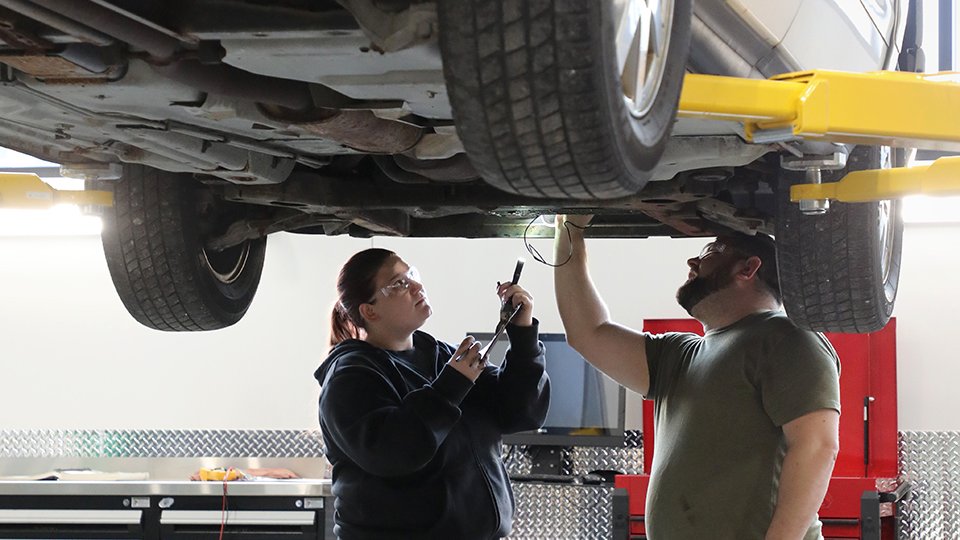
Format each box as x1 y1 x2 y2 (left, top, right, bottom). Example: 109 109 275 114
96 165 265 331
439 0 691 199
776 147 902 333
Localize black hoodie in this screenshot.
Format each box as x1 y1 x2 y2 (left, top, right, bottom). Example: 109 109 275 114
314 322 550 540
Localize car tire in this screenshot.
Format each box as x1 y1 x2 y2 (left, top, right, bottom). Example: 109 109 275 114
438 0 692 199
94 165 266 331
776 146 903 333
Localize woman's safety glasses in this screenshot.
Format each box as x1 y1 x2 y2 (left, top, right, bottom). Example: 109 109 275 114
370 266 420 302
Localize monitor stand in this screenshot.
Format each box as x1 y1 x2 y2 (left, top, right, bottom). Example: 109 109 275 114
529 445 566 476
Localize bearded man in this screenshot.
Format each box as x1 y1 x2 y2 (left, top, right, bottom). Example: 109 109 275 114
553 215 840 540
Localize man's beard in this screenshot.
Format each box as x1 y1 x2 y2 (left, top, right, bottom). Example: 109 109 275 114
676 260 737 316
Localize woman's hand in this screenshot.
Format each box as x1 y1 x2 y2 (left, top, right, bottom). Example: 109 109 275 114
447 336 485 382
496 282 534 327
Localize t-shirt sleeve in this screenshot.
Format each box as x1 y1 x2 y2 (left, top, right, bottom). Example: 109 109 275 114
645 331 700 401
758 329 841 427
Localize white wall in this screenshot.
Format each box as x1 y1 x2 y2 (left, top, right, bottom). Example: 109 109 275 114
891 223 960 430
0 233 369 430
0 224 957 432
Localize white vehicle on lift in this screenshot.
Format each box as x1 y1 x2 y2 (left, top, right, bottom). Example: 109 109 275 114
0 0 918 332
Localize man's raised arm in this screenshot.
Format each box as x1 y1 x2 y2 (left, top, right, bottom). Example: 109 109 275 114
553 215 651 396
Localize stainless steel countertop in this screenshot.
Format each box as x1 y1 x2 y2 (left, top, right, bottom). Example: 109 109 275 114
0 480 332 497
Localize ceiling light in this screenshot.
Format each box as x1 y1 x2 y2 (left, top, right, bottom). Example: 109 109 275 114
0 205 102 236
901 195 960 223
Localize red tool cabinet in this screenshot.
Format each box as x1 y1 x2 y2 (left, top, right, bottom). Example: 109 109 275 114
614 319 908 540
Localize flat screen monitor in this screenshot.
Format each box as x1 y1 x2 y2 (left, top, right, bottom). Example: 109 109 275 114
471 332 626 447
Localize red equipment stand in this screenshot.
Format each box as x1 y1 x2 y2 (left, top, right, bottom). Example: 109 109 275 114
614 319 910 540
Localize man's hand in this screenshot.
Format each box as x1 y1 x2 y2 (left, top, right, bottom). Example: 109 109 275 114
556 214 593 230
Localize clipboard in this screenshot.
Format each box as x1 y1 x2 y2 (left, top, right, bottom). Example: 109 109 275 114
478 302 521 361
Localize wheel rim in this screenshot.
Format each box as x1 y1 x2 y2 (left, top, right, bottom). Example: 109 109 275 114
878 199 896 299
614 0 675 118
877 147 896 302
202 242 251 285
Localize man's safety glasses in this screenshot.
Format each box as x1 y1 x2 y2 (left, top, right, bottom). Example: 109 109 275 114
698 242 728 260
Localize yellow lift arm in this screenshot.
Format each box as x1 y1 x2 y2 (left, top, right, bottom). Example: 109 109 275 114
0 172 112 210
790 157 960 203
677 70 960 203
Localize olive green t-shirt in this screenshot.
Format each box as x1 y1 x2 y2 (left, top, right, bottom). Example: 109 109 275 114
644 311 840 540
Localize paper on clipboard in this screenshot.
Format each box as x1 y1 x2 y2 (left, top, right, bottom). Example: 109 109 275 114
478 303 521 361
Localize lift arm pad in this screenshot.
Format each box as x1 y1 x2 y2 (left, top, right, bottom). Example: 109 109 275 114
791 156 960 202
0 173 113 209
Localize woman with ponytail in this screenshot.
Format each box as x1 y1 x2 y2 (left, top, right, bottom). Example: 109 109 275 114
314 248 549 540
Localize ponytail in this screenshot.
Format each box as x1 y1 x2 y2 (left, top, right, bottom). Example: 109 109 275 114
329 248 396 348
330 301 359 347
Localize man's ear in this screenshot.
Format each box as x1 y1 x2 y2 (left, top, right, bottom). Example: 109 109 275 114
738 256 762 281
358 303 379 323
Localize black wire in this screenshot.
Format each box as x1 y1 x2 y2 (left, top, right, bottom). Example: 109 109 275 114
522 215 588 268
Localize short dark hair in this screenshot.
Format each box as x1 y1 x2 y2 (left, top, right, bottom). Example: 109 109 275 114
720 232 781 304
